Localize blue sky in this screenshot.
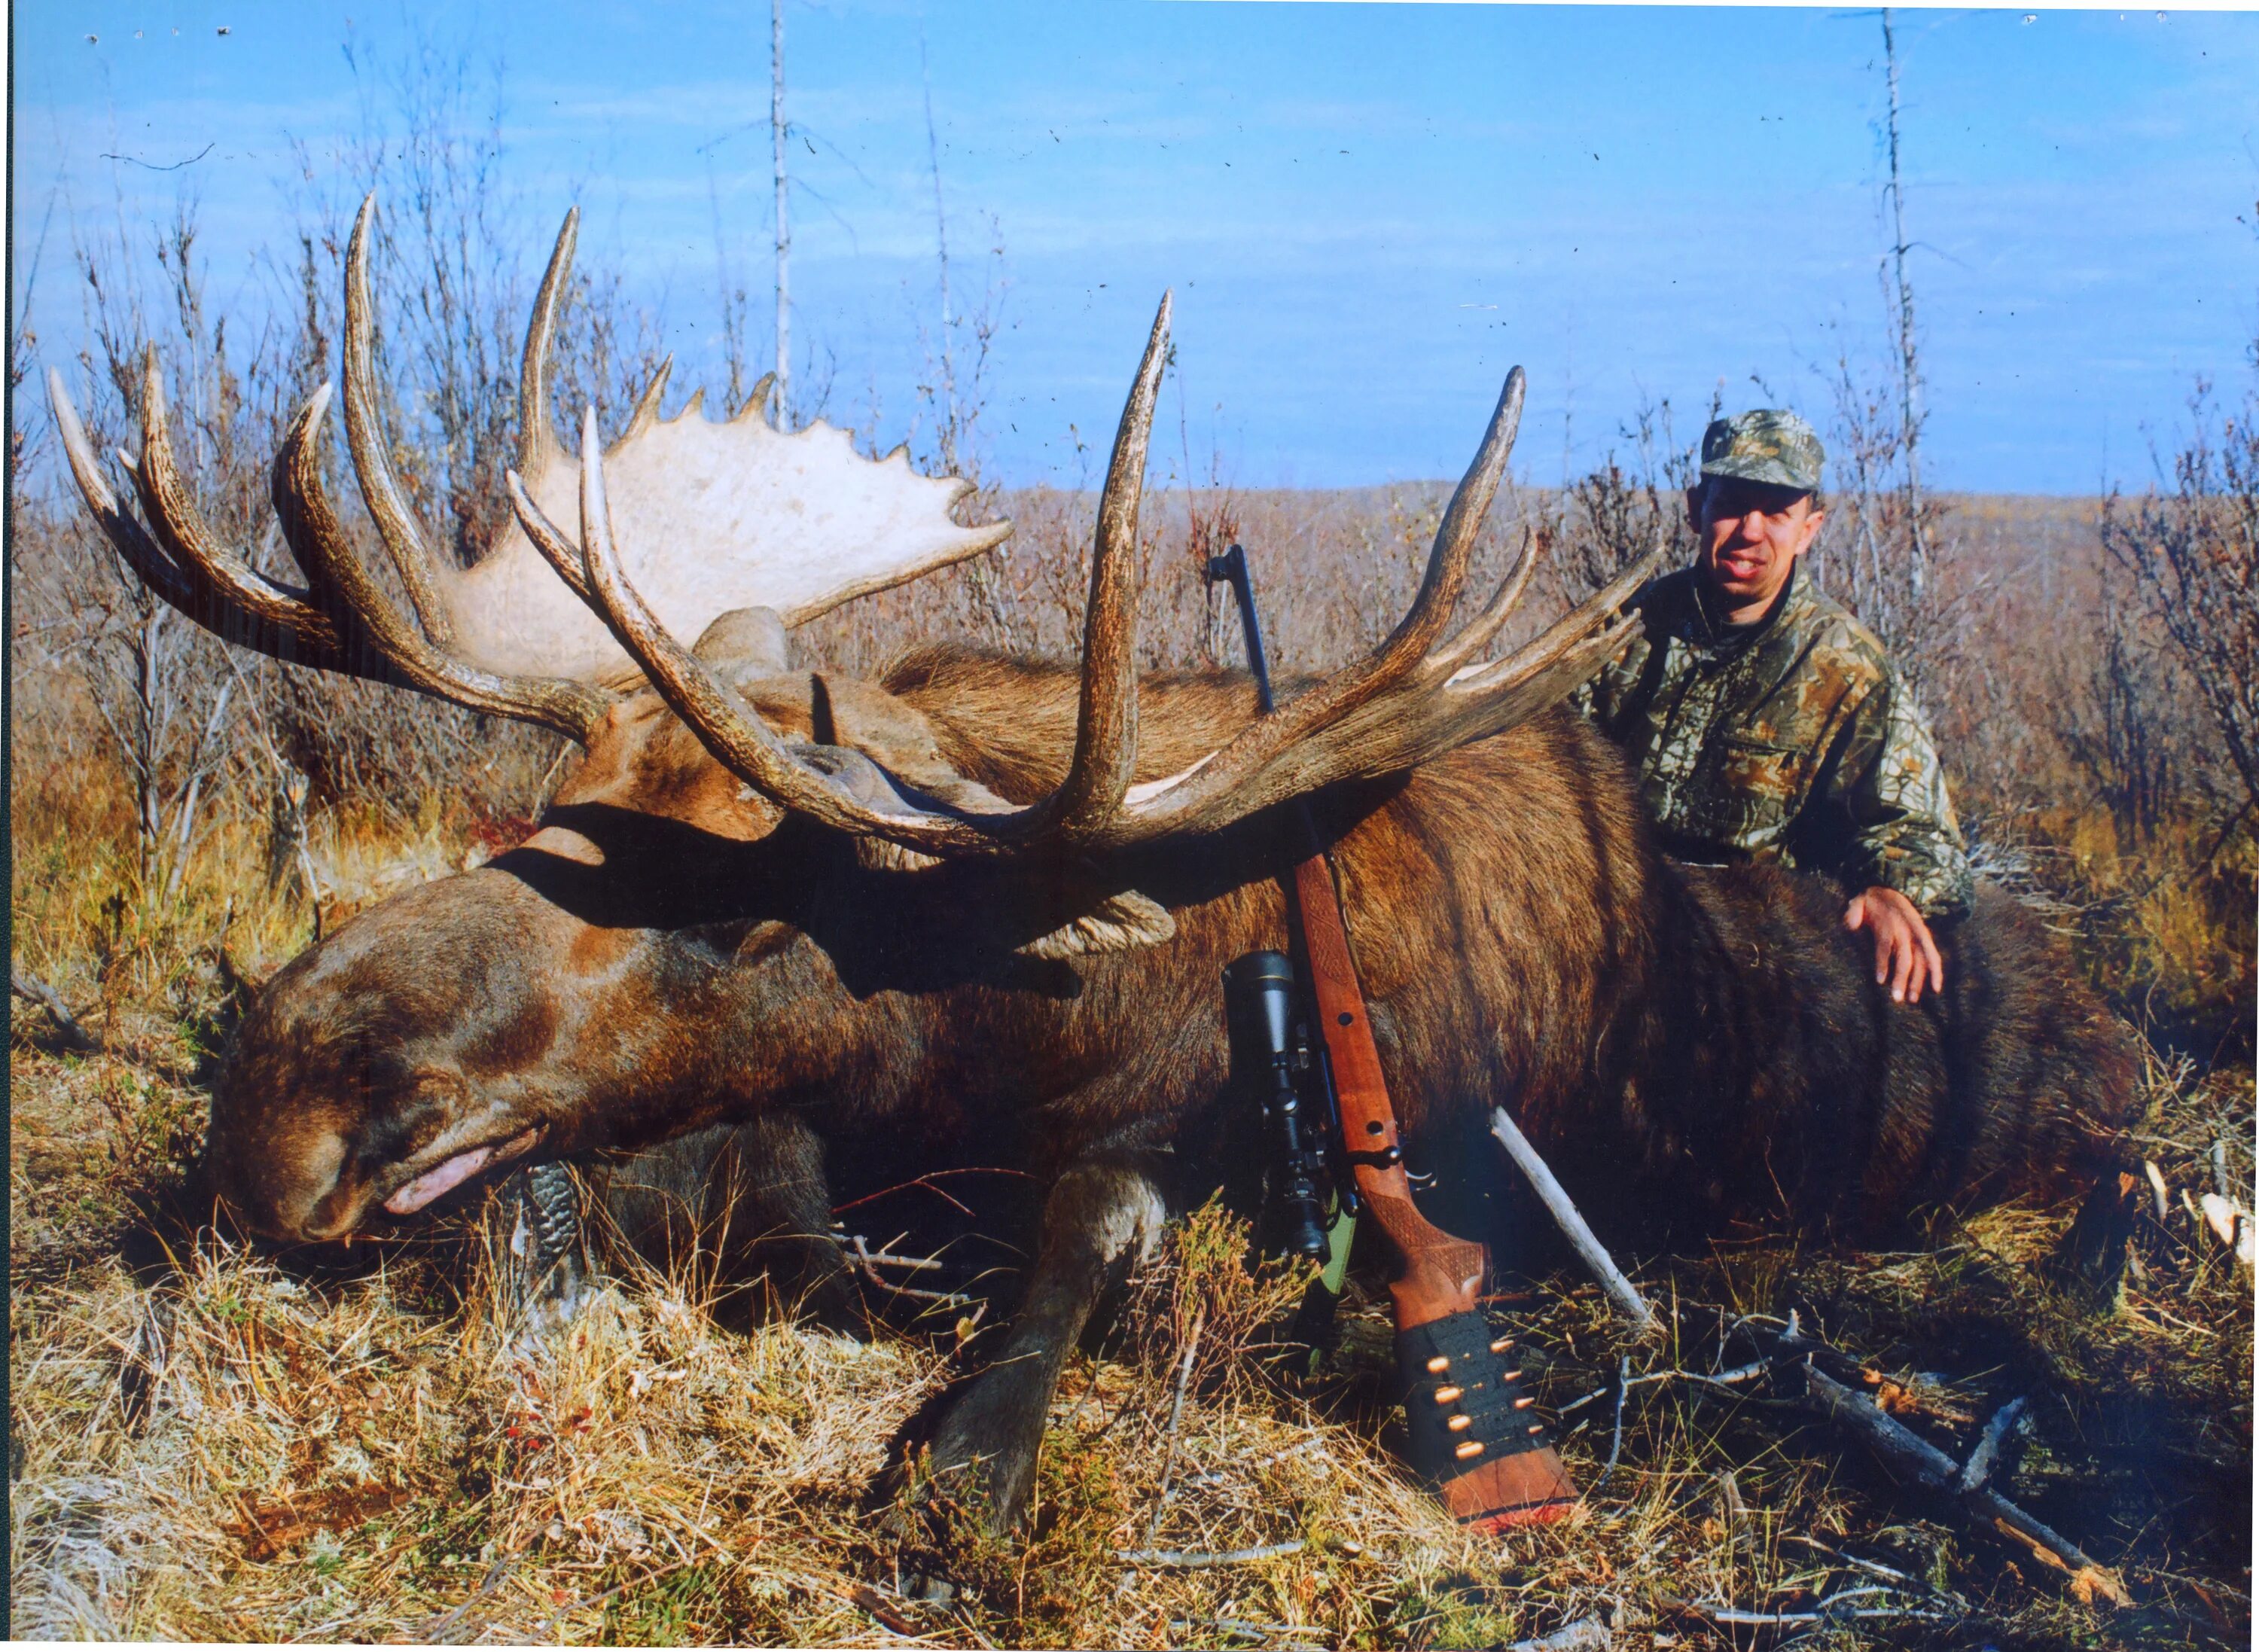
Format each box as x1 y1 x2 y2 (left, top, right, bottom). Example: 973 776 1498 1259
14 2 2258 494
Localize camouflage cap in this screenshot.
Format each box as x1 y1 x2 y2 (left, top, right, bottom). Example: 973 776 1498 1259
1700 409 1825 493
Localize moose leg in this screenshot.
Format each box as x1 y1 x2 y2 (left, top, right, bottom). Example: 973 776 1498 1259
709 1112 868 1330
922 1148 1169 1535
600 1114 867 1331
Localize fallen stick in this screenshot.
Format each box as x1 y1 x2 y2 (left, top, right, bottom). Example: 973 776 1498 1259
1799 1361 2127 1606
1715 1468 1752 1555
2143 1160 2171 1224
411 1553 517 1643
1115 1541 1305 1569
1489 1108 1657 1333
1956 1396 2027 1494
1657 1591 1954 1629
1145 1309 1204 1545
11 969 97 1051
1602 1323 2125 1611
1168 1615 1328 1648
1507 1618 1611 1650
1592 1355 1633 1492
848 1581 924 1636
848 1236 977 1307
1782 1533 1968 1607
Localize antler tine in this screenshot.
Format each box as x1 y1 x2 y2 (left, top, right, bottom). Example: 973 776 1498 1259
1431 521 1544 675
1448 547 1662 694
49 365 207 620
325 193 618 742
1101 364 1528 840
1391 364 1524 663
561 405 969 842
736 371 776 425
270 385 615 741
1431 608 1648 748
615 355 673 449
1102 549 1653 848
503 469 594 603
506 296 1187 857
342 194 459 647
1053 290 1172 838
50 358 368 674
517 206 578 480
130 349 355 663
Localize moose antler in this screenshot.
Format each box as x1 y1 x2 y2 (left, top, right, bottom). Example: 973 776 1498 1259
55 188 1651 838
509 294 1173 845
468 202 1012 681
47 191 1015 739
516 308 1660 855
49 344 618 743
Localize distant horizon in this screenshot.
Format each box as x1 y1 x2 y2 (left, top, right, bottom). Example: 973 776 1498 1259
14 3 2257 498
982 479 2114 501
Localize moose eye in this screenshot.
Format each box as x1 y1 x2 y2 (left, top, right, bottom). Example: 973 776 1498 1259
357 1076 462 1165
734 921 797 965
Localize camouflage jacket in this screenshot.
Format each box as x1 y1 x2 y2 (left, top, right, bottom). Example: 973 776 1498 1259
1578 564 1974 917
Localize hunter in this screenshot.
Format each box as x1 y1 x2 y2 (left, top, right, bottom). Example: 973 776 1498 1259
1581 408 1973 1004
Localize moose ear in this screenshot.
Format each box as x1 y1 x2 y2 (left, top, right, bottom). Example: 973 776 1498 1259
1017 889 1177 960
693 606 794 681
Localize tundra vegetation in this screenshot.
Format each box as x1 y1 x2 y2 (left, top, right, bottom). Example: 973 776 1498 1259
11 82 2255 1652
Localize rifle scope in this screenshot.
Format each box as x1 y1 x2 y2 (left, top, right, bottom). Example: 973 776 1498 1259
1222 949 1333 1262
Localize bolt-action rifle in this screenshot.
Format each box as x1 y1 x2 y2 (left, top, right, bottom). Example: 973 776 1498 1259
1207 544 1581 1531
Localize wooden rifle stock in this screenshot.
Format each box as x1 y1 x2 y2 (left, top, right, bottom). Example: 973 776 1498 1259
1288 853 1581 1529
1206 539 1578 1529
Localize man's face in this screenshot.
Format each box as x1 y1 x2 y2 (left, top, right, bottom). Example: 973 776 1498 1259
1684 477 1825 618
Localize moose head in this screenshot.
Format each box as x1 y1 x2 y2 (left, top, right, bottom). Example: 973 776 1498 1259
52 196 1650 1244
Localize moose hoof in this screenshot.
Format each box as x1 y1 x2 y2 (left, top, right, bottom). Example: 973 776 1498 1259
875 1496 969 1605
2052 1170 2140 1310
898 1565 959 1606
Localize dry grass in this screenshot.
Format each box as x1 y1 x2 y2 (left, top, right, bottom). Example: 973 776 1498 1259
11 971 2251 1647
2009 808 2257 1059
9 486 2251 1647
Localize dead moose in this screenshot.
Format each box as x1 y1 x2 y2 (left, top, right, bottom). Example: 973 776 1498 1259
51 197 2137 1538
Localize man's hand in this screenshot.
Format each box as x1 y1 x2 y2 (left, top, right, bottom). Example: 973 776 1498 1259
1843 885 1944 1005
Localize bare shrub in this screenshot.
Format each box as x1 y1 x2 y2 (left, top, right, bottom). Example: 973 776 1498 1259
1542 398 1700 605
2100 381 2259 818
32 198 257 908
1813 340 1985 713
2058 562 2198 843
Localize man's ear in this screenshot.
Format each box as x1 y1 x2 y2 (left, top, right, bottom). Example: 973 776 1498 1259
1684 481 1708 535
1017 888 1177 960
1794 504 1827 559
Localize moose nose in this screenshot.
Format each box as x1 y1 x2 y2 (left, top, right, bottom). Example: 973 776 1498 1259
209 1122 353 1242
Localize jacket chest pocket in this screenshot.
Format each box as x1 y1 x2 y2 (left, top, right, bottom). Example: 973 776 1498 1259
1687 733 1818 845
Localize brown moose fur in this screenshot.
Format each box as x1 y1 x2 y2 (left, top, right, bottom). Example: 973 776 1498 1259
206 644 2136 1533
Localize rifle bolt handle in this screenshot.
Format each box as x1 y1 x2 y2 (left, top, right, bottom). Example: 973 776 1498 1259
1433 1385 1464 1405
